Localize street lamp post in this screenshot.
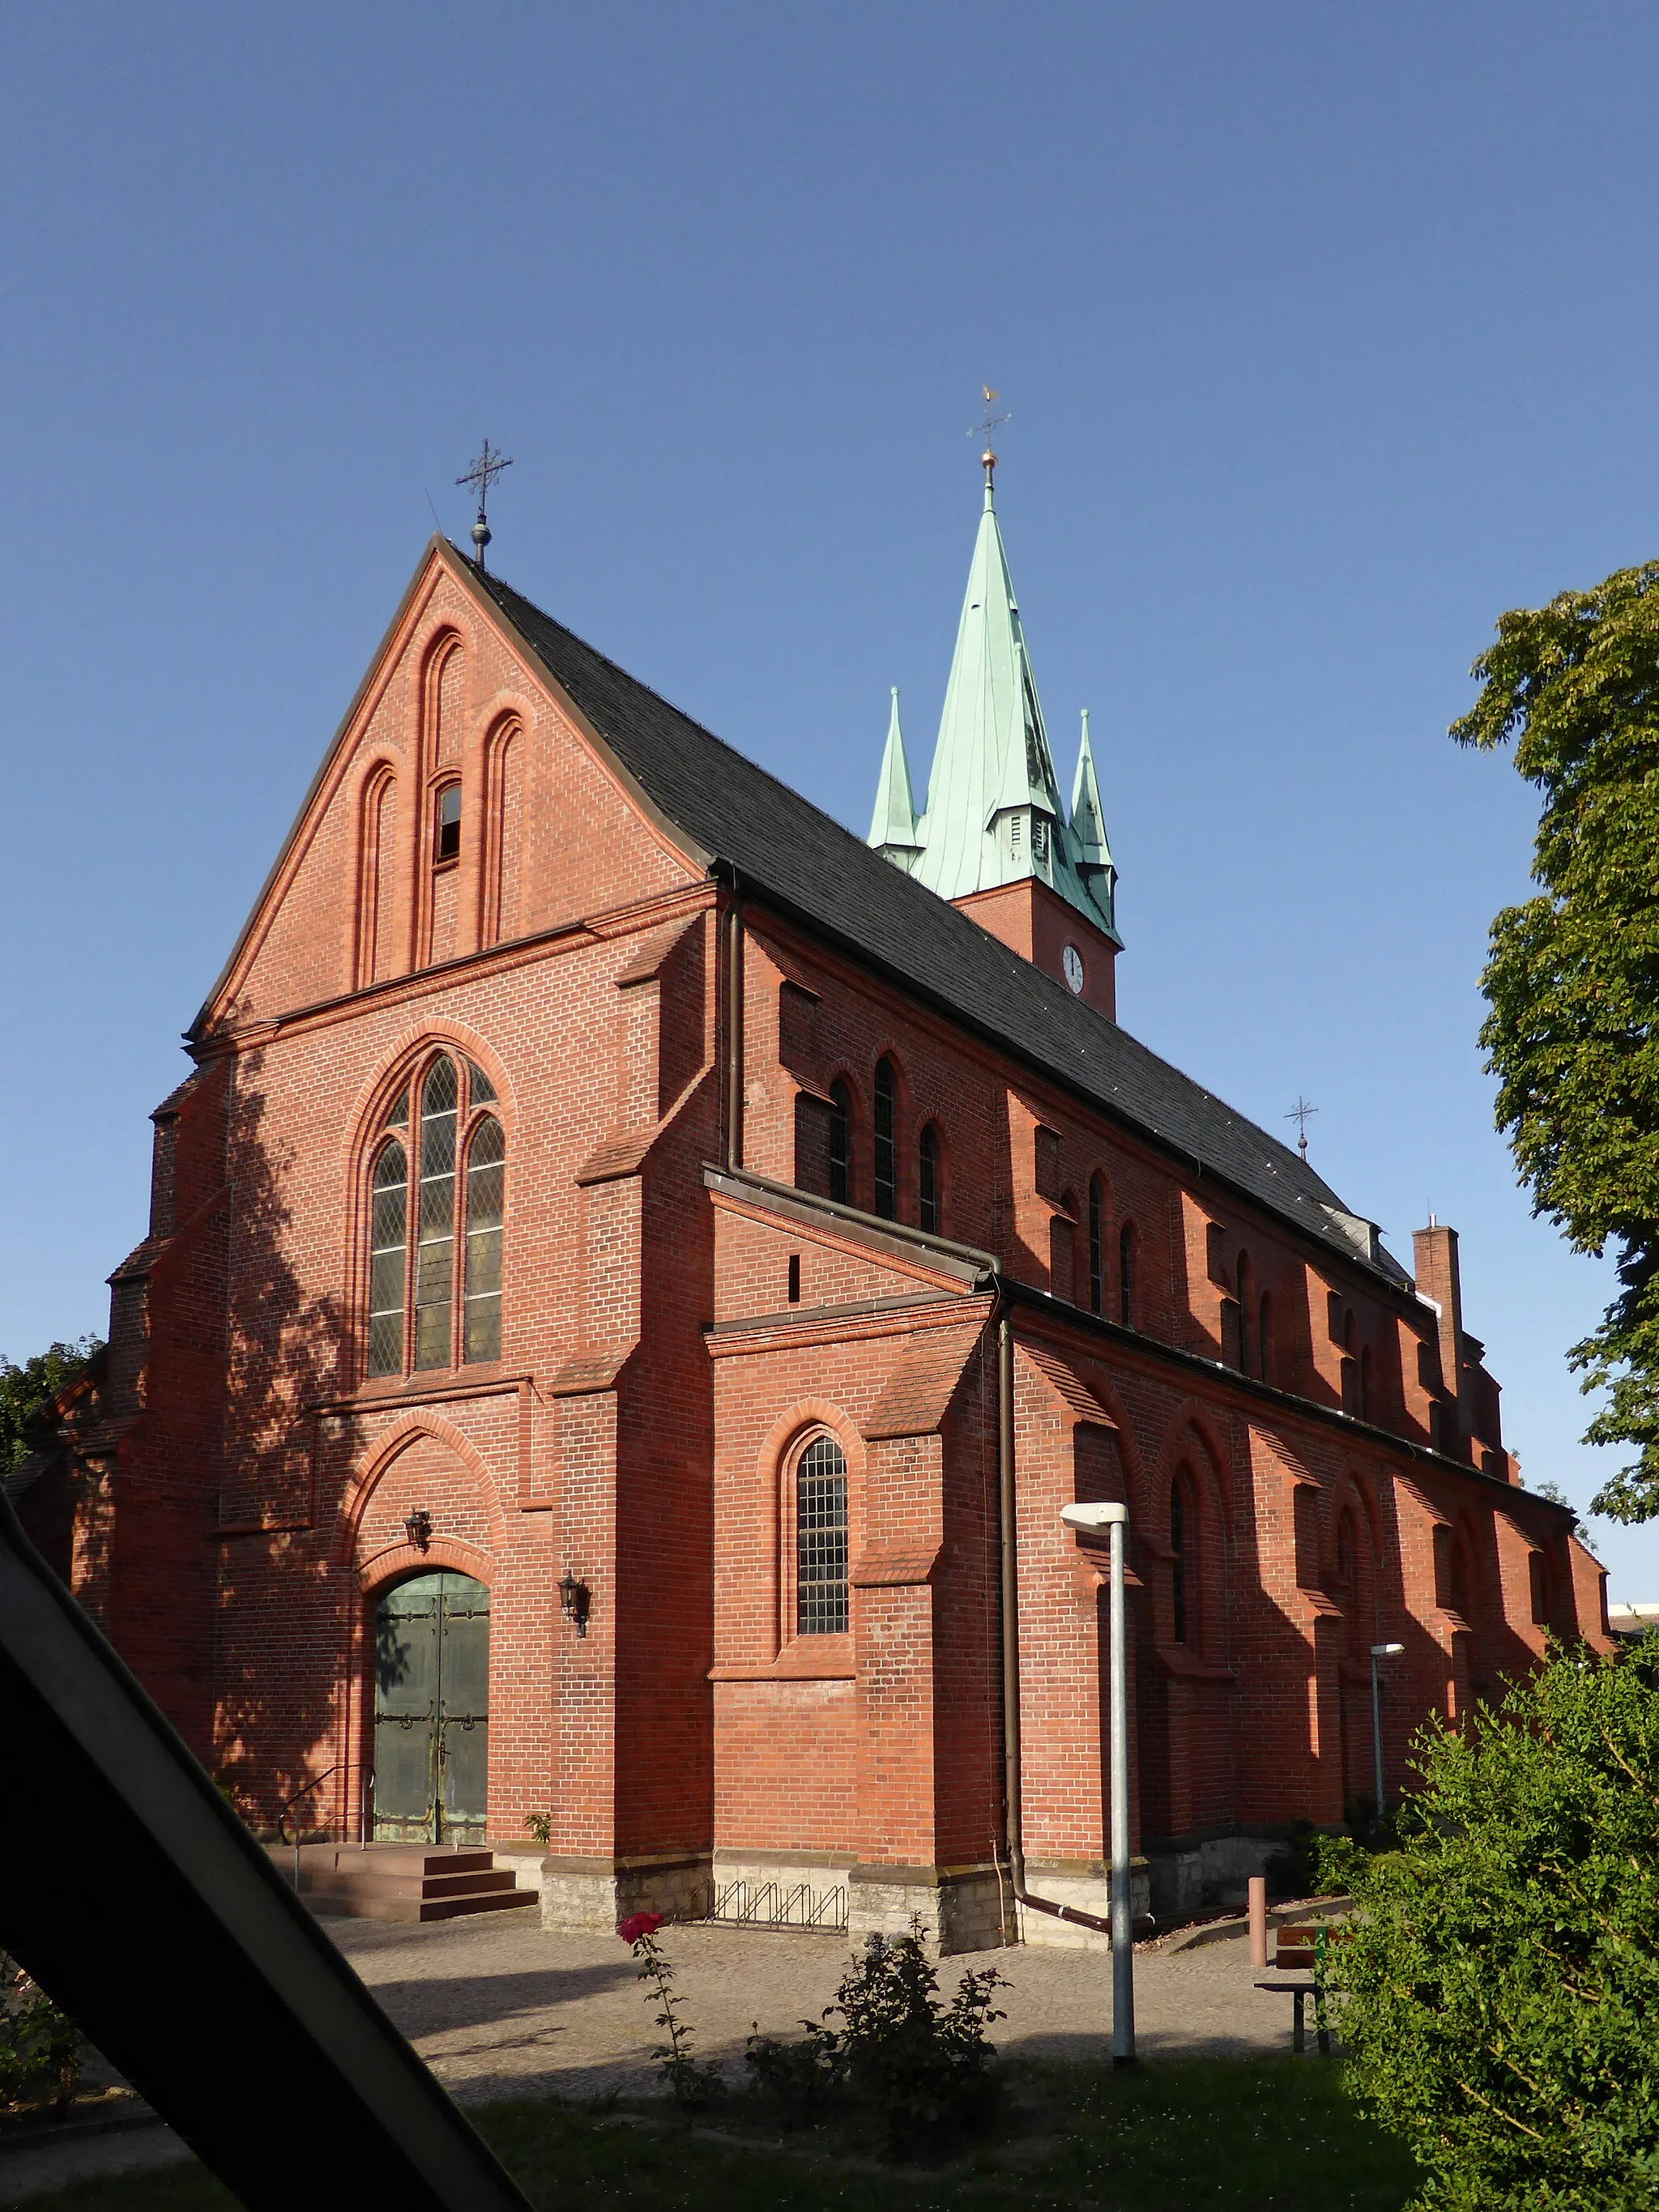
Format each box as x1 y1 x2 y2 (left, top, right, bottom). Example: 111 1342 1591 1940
1060 1499 1134 2065
1370 1642 1405 1820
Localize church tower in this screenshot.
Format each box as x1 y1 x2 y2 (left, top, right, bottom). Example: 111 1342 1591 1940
868 460 1122 1017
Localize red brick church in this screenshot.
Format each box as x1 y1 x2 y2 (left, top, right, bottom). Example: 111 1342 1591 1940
15 465 1610 1946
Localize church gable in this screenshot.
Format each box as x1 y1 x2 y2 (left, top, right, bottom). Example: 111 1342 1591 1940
196 541 702 1035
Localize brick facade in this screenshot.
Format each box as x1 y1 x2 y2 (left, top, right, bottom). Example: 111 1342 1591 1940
32 536 1610 1950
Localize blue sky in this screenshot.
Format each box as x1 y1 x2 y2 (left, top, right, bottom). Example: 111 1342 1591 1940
6 2 1659 1590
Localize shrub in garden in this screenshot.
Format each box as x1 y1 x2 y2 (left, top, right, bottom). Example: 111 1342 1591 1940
0 1959 83 2116
1320 1640 1659 2210
746 1918 1007 2145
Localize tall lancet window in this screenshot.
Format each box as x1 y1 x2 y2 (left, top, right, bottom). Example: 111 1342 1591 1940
919 1123 941 1234
464 1115 505 1362
415 1056 458 1369
367 1104 409 1379
829 1079 852 1206
873 1057 898 1220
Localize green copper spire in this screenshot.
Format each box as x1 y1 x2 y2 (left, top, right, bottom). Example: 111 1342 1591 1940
889 467 1120 943
1068 709 1117 933
868 687 923 871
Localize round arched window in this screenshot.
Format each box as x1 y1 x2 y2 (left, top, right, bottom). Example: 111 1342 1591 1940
795 1434 849 1636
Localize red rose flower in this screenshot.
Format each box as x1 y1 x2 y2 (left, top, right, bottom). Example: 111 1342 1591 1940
618 1911 665 1946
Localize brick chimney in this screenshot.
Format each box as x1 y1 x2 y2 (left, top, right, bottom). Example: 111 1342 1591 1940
1413 1221 1467 1459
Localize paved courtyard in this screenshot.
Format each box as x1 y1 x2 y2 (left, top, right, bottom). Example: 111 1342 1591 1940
0 1914 1303 2202
331 1912 1296 2102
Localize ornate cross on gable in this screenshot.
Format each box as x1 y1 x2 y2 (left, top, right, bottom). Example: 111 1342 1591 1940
456 439 514 570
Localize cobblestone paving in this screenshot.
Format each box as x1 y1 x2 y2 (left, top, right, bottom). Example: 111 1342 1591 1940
329 1913 1298 2103
0 1916 1305 2202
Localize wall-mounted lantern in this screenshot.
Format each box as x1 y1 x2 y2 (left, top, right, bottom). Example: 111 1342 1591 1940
557 1572 591 1638
403 1508 433 1554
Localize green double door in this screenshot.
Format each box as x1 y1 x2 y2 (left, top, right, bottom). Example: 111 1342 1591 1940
373 1571 490 1847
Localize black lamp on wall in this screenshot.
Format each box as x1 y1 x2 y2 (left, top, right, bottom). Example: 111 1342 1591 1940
403 1508 433 1554
557 1572 591 1637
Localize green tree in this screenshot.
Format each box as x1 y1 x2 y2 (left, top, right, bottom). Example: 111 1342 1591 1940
1324 1643 1659 2210
1455 562 1659 1519
0 1337 100 1477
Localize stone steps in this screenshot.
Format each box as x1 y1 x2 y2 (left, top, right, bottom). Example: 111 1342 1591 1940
277 1843 539 1924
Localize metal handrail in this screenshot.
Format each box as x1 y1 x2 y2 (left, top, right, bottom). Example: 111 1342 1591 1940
276 1762 375 1892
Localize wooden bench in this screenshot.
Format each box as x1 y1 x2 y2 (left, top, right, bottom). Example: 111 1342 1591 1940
1255 1979 1332 2054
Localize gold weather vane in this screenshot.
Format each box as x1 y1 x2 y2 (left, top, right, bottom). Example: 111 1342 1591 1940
1286 1096 1319 1161
455 438 514 571
969 385 1012 485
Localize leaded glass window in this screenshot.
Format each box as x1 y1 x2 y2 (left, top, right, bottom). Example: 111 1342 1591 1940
873 1059 897 1220
368 1141 407 1376
366 1052 505 1383
1119 1221 1136 1330
795 1434 848 1636
415 1055 458 1369
829 1079 851 1206
919 1123 940 1234
1171 1482 1189 1645
1087 1175 1104 1315
464 1115 505 1363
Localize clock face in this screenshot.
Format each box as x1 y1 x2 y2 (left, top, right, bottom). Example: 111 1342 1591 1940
1063 944 1085 995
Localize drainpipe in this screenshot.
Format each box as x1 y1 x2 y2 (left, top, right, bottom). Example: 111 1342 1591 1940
996 1295 1117 1941
725 885 744 1172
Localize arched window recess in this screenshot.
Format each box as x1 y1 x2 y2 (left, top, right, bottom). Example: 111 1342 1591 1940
365 1051 505 1381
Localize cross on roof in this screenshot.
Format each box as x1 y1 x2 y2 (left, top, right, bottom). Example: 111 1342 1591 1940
1286 1095 1318 1161
455 439 514 570
969 384 1011 482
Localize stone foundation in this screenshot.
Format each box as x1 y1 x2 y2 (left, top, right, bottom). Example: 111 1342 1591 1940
486 1839 550 1894
847 1863 1014 1956
538 1852 712 1933
1015 1859 1151 1950
1143 1827 1332 1922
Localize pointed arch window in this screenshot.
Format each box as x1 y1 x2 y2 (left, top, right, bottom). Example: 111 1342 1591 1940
829 1079 852 1207
365 1053 505 1380
368 1138 408 1378
1258 1292 1273 1384
1235 1255 1254 1376
1087 1175 1105 1315
919 1122 941 1234
1119 1221 1137 1330
873 1058 898 1220
1171 1477 1192 1645
464 1116 505 1362
415 1056 458 1368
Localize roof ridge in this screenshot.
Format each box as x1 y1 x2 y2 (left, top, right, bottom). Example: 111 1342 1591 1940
465 550 1404 1286
465 554 896 868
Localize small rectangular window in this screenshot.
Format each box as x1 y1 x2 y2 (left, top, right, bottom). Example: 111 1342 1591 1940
435 785 462 864
787 1254 801 1304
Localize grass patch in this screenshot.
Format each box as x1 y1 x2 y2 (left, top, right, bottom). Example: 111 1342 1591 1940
8 2056 1422 2210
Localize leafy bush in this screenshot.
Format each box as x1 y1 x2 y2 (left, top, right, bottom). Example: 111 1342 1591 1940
0 1958 83 2116
1320 1641 1659 2210
746 1920 1007 2146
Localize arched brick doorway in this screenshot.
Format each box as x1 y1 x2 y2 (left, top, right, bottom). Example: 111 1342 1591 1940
373 1570 491 1846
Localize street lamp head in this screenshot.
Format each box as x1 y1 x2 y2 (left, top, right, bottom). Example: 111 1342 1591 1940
1060 1501 1129 1532
1371 1642 1405 1657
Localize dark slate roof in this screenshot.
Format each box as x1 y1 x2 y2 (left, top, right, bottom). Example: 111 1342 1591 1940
467 555 1411 1289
